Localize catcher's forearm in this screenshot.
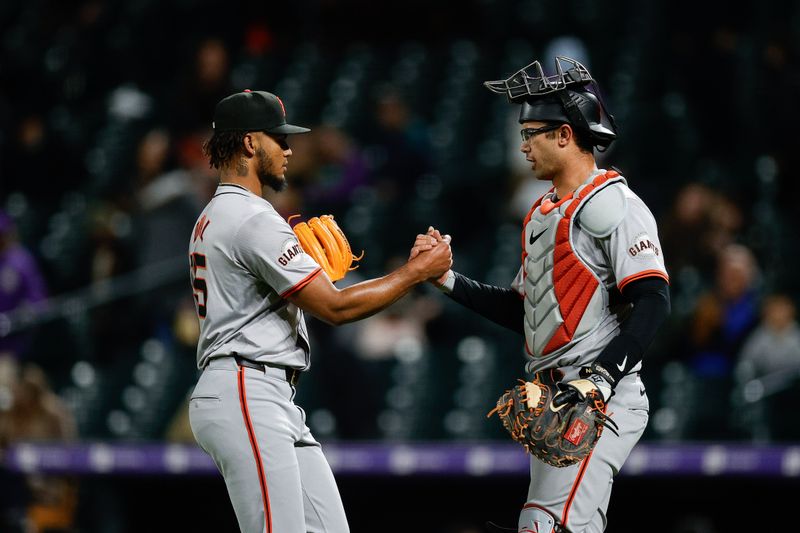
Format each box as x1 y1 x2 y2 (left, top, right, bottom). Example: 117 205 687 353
446 272 525 334
592 277 671 384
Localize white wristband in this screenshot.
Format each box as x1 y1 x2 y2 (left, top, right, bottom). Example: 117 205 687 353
436 270 456 293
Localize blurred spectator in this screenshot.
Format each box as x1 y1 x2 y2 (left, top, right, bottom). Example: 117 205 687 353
169 38 233 138
0 355 30 532
659 182 717 279
733 294 800 440
364 84 433 211
705 194 744 262
91 126 176 275
660 182 744 284
735 294 800 381
131 128 202 221
0 210 48 362
80 200 142 367
687 244 760 377
0 362 76 442
174 129 220 205
0 362 78 533
133 129 173 194
302 125 370 214
658 182 748 340
362 84 434 266
80 129 179 364
352 289 440 363
130 128 202 312
87 202 135 284
0 114 84 206
681 244 761 439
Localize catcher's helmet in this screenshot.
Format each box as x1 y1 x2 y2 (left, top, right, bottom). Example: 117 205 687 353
484 56 617 150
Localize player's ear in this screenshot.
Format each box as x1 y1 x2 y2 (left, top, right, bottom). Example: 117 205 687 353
558 124 572 147
242 132 257 157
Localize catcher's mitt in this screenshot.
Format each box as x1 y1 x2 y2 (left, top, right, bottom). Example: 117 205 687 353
487 370 618 467
289 214 364 282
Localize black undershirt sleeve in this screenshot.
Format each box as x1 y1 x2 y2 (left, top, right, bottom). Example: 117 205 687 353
446 272 525 335
443 272 669 383
591 277 671 385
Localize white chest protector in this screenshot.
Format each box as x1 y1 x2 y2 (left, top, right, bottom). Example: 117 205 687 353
522 170 627 357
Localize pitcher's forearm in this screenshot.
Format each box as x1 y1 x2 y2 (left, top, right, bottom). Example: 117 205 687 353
289 263 427 325
330 265 427 324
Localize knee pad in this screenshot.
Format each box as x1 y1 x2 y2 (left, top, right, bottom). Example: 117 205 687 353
518 504 563 533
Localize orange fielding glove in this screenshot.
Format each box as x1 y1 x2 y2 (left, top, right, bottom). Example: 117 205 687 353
289 214 364 282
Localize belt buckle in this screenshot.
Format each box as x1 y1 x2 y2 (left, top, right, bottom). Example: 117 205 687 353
287 369 300 387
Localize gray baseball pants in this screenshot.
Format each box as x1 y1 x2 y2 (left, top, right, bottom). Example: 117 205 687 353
189 356 349 533
521 372 649 533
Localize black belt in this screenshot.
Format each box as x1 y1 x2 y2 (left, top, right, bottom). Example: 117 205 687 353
233 356 301 387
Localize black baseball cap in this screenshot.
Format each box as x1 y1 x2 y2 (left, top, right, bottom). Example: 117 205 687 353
212 90 310 134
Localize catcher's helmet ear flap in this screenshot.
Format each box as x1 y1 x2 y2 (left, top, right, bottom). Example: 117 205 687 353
558 89 617 149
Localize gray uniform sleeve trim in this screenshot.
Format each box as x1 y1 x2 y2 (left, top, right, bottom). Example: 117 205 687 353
280 267 323 298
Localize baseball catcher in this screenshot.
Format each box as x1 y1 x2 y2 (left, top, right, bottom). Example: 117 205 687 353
290 214 363 282
411 55 671 532
488 370 618 468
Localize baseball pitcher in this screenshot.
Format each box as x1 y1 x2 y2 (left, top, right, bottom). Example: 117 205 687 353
188 90 452 533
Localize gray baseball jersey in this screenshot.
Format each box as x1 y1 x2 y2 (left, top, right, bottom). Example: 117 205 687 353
190 183 321 370
188 183 349 533
512 169 666 532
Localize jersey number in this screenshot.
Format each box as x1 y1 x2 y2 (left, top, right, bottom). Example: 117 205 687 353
190 252 208 318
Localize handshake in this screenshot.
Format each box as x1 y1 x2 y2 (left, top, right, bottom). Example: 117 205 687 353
290 214 451 285
407 226 453 286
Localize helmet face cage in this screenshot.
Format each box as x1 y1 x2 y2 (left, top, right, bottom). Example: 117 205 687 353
484 56 594 100
485 56 618 150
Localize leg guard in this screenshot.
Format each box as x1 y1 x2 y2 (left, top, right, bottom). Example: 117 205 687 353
518 504 564 533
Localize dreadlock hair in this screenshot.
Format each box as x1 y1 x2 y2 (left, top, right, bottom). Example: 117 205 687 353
203 130 248 170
